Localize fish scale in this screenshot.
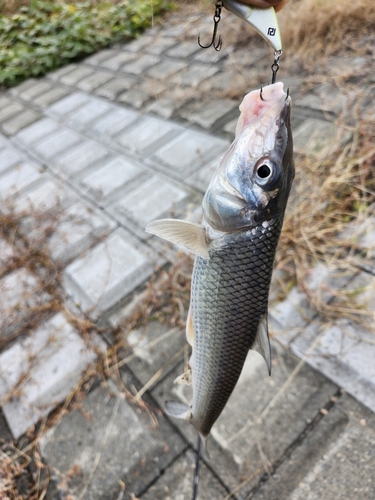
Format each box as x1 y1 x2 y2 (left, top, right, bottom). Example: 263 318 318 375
191 217 283 436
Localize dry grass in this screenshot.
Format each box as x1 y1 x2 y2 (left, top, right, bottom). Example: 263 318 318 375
279 0 375 58
275 99 375 327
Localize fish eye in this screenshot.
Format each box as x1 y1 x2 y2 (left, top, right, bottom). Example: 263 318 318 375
257 164 272 179
254 159 280 189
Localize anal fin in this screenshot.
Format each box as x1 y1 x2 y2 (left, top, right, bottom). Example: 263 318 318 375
164 401 191 420
252 312 271 375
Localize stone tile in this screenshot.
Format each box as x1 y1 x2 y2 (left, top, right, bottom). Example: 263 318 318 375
0 162 43 199
207 70 247 92
108 176 190 238
77 156 146 205
59 65 95 86
51 140 108 178
33 86 70 108
0 268 50 341
13 118 60 148
40 381 185 500
147 36 176 55
66 98 112 131
32 129 82 161
84 49 119 66
94 75 137 100
152 343 338 497
0 102 25 124
146 97 177 120
1 109 41 136
140 450 228 500
0 147 25 174
0 409 12 442
9 78 39 97
126 321 186 386
76 70 114 92
123 35 153 52
115 115 182 157
290 284 375 415
89 107 139 138
185 153 225 193
47 63 77 81
0 238 16 277
47 92 90 119
46 201 116 263
63 228 156 318
15 80 54 102
100 51 136 70
147 59 187 80
173 64 220 88
117 88 150 109
293 118 351 156
252 394 375 500
184 99 237 130
0 96 14 109
223 116 238 137
0 313 98 439
166 41 200 58
15 178 76 214
147 130 228 180
121 54 160 75
268 286 316 337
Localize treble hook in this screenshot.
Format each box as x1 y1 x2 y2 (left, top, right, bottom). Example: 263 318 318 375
198 0 223 51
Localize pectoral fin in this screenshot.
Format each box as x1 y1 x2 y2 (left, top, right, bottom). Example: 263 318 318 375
145 219 209 259
252 313 271 375
164 401 191 420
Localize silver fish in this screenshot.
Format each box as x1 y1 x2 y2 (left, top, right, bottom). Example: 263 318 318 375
146 82 294 440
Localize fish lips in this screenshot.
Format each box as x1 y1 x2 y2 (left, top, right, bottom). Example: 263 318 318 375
203 99 293 232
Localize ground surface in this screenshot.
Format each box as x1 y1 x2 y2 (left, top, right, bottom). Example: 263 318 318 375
1 3 375 500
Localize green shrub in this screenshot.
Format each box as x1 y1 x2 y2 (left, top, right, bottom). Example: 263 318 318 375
0 0 175 86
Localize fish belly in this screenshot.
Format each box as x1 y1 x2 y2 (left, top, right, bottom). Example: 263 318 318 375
190 217 283 436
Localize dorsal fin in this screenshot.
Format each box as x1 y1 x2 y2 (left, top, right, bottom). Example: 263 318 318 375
145 219 209 259
252 313 271 375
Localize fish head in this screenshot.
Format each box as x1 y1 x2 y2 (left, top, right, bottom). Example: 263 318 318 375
202 82 294 233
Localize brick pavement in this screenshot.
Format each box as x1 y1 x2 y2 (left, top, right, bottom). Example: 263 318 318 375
1 5 375 500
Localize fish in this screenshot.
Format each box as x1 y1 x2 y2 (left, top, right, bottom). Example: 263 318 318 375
145 81 294 441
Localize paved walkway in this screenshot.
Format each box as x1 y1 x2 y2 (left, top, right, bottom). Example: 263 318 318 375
1 5 375 500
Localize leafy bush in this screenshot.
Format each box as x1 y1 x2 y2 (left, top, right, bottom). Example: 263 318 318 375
0 0 174 86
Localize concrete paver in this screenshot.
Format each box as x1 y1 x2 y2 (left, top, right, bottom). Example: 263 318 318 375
251 393 375 500
1 109 41 136
52 139 109 179
0 313 100 439
78 155 147 206
40 381 186 500
0 268 50 340
0 162 43 199
147 130 228 180
46 200 116 263
108 175 191 239
64 228 157 318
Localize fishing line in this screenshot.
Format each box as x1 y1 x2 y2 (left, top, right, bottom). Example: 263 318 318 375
192 433 202 500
